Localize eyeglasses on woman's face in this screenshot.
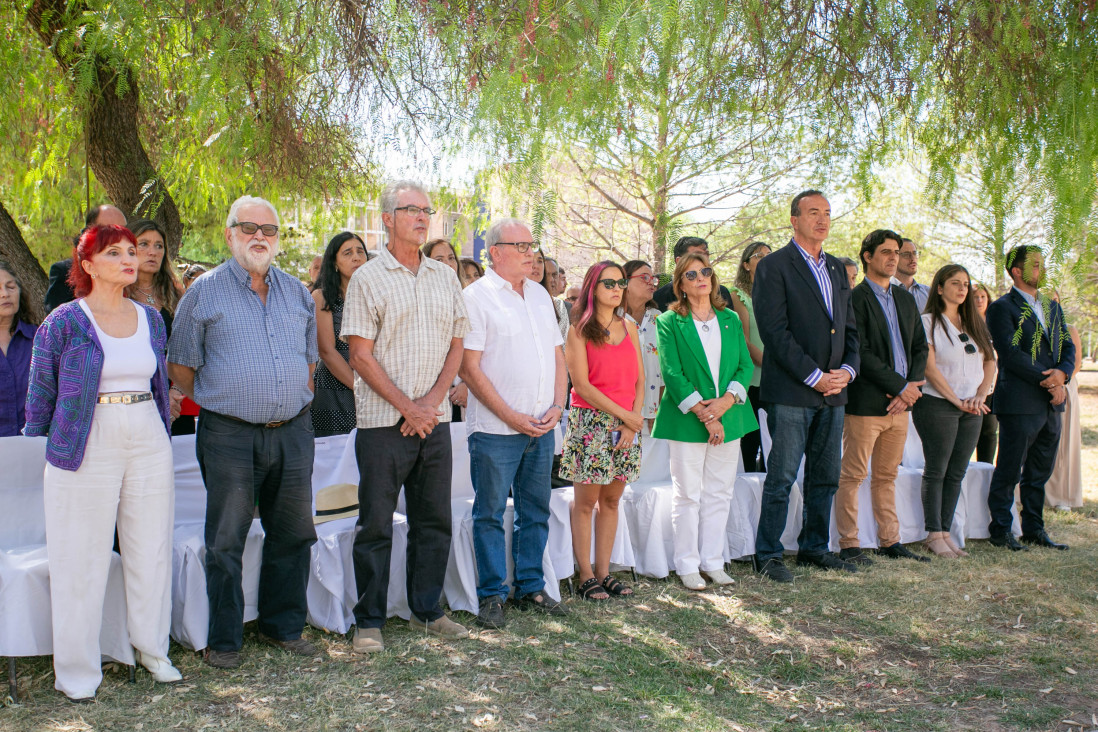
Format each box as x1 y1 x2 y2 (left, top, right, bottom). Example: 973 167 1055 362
597 278 628 290
629 273 656 285
682 267 713 282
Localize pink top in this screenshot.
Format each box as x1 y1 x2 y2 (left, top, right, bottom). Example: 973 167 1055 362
570 327 640 412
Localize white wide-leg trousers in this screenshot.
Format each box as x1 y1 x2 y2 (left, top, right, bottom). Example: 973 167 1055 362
670 438 740 575
44 401 174 698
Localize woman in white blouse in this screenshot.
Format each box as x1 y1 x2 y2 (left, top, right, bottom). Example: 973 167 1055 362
621 260 663 427
913 264 996 558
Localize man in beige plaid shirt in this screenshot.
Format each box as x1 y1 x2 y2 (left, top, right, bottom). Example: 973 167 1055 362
342 180 470 653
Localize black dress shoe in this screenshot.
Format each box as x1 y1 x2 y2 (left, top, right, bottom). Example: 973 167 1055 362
754 556 794 583
1021 532 1069 551
988 534 1030 552
876 542 932 563
795 552 857 573
838 547 874 566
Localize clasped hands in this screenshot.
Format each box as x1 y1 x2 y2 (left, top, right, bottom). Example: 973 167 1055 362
400 395 445 438
1041 368 1068 407
610 410 644 450
812 369 852 397
691 394 737 446
885 380 926 416
505 405 563 438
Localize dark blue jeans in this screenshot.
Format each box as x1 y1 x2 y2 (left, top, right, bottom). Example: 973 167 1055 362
197 409 317 651
352 423 452 629
988 409 1061 537
468 431 554 601
755 403 844 562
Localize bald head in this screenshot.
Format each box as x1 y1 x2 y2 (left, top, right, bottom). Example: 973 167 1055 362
88 204 127 228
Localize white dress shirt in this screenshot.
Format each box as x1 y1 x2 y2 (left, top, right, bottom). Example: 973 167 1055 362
462 266 563 435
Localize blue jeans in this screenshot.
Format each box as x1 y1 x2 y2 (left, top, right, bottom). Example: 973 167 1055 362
469 431 554 600
755 403 844 561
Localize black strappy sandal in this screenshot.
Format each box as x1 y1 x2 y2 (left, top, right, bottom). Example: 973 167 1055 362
578 577 610 601
601 574 634 597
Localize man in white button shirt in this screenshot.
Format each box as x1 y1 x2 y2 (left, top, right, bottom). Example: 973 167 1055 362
460 218 568 629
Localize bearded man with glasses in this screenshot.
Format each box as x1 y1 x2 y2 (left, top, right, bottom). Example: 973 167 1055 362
169 195 320 668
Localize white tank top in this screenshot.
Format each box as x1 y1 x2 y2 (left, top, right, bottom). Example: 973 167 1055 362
79 299 157 393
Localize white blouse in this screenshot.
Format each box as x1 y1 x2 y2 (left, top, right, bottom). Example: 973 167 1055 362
626 308 664 419
922 313 984 401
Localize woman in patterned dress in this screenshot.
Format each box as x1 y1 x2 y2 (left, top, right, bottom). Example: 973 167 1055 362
561 261 645 600
312 232 368 436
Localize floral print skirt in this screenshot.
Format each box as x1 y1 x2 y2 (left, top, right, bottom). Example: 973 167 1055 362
560 407 642 485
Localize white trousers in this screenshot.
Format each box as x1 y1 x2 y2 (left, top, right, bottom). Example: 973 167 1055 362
44 401 174 698
670 438 740 575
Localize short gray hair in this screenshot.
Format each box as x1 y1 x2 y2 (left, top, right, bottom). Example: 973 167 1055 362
380 180 430 216
226 195 280 229
837 256 858 269
484 217 529 264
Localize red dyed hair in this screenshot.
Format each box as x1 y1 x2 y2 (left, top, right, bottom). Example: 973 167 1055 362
68 224 137 297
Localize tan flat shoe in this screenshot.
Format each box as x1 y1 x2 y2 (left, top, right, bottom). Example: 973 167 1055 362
925 531 958 558
942 532 969 557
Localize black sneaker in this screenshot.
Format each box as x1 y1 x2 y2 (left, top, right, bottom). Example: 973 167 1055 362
795 552 857 573
838 547 874 566
754 556 794 583
515 591 569 616
476 596 507 629
876 542 932 562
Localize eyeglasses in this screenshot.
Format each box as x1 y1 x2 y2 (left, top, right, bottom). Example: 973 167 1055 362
629 273 657 284
232 222 279 237
683 268 713 281
394 205 436 217
496 241 540 253
749 251 768 260
598 278 628 290
958 332 977 354
899 250 918 260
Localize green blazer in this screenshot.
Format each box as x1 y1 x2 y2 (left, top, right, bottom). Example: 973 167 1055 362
652 307 757 444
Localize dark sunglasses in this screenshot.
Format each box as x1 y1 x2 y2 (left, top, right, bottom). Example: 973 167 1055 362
958 332 977 354
683 268 713 281
597 278 628 290
232 222 279 237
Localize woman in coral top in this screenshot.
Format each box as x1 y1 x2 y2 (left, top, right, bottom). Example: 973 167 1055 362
561 261 644 601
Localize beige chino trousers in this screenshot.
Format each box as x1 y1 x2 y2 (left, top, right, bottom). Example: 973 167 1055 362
836 413 908 549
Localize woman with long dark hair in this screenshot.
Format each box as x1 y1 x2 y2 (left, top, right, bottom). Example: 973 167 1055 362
731 241 770 471
0 259 40 436
913 264 996 557
562 261 644 601
621 260 662 428
313 232 368 435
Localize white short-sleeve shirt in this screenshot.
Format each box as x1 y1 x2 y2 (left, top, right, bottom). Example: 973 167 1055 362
462 266 563 436
922 313 984 401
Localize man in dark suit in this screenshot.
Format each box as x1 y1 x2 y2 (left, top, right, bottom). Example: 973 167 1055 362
43 204 127 313
751 190 861 582
836 230 929 565
653 236 734 312
985 245 1075 551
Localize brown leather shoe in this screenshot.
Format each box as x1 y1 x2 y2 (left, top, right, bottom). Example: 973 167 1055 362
205 649 243 669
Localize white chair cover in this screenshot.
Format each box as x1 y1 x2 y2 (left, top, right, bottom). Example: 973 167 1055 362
547 486 635 579
725 472 804 560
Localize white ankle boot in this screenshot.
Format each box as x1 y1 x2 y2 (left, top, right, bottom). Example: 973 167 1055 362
135 650 183 683
679 572 706 590
702 568 736 586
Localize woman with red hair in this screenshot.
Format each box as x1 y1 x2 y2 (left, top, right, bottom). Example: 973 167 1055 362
561 261 645 601
25 224 180 701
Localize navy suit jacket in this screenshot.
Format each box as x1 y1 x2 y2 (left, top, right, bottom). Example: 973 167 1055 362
43 258 75 314
986 289 1075 415
752 240 860 408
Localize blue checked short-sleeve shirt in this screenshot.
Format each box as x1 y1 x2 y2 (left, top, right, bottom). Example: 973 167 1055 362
168 257 318 423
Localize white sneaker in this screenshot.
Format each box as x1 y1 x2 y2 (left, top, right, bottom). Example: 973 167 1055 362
702 568 735 586
135 650 183 683
679 572 706 591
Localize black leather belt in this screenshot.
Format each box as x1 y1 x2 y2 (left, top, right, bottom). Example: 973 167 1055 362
211 404 310 429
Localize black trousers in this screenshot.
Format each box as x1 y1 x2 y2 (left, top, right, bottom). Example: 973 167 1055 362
352 422 453 628
912 395 981 532
975 395 997 463
987 409 1061 538
197 409 317 651
739 385 766 473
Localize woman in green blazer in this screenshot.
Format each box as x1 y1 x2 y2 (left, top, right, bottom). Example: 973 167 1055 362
652 252 757 591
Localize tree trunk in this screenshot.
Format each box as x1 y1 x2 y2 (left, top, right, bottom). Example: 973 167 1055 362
0 200 47 323
27 0 184 255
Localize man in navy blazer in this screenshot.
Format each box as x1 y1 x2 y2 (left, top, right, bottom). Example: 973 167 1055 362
751 190 861 582
985 245 1074 551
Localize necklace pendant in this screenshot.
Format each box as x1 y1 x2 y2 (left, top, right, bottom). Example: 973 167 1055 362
702 323 710 332
146 295 155 304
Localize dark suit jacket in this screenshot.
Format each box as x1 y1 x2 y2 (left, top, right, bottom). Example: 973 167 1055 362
846 280 928 416
654 282 734 313
43 258 75 314
752 240 860 408
986 288 1075 415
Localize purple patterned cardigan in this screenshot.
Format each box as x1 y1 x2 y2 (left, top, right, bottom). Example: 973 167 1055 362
24 300 171 471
